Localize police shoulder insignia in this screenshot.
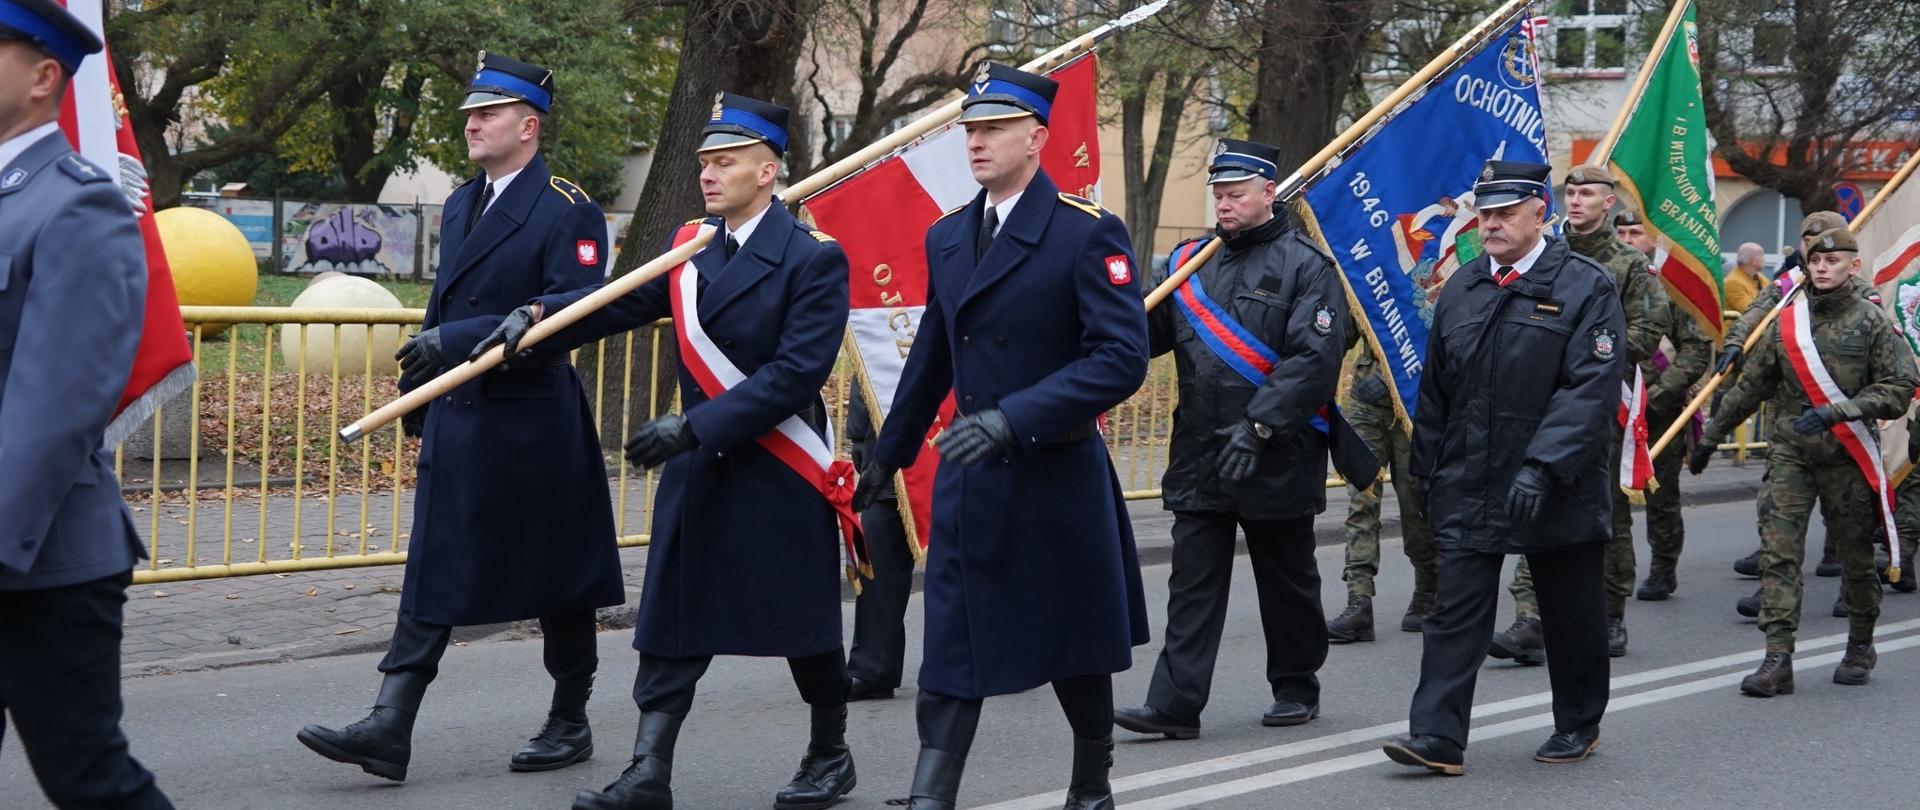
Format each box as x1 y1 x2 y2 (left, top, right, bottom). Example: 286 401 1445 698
1591 327 1618 361
1057 192 1102 218
936 203 969 221
1312 304 1335 336
548 176 590 204
59 155 109 183
809 229 837 244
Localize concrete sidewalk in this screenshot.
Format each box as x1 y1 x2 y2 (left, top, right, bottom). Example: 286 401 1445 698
118 462 1769 676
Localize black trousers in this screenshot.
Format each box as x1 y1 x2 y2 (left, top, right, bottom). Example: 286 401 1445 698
848 500 915 688
917 674 1113 755
1410 542 1609 748
378 610 598 686
633 650 848 717
0 571 174 810
1143 512 1326 721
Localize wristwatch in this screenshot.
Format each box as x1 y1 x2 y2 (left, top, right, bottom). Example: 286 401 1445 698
1248 420 1273 439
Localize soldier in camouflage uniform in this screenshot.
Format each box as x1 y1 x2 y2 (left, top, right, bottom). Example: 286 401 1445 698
1892 439 1920 594
1614 210 1714 601
1326 346 1439 642
1490 166 1670 664
1691 228 1917 696
1720 211 1853 583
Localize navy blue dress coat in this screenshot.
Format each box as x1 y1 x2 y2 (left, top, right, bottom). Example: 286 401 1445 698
399 153 624 626
873 170 1152 699
0 133 148 591
535 200 851 658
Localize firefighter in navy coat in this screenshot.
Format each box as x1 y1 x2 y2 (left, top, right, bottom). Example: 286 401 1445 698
298 52 624 784
477 92 858 810
853 62 1152 810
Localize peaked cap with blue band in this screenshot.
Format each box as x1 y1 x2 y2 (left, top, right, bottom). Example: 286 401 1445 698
958 62 1057 125
1207 138 1281 185
700 92 790 156
1472 159 1552 211
0 0 102 73
460 51 554 113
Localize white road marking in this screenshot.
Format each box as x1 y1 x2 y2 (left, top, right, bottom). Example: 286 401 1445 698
975 618 1920 810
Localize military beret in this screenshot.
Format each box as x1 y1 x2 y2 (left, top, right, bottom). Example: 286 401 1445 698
1800 210 1849 237
1565 164 1616 187
1807 227 1858 255
0 0 102 72
1613 209 1642 227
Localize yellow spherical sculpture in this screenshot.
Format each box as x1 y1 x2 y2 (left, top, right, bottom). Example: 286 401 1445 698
279 275 407 377
154 206 258 335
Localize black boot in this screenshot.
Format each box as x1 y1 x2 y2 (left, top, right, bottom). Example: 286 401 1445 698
1733 550 1761 577
1061 735 1115 810
297 671 429 781
774 704 857 810
1833 641 1877 685
1736 587 1762 618
572 712 682 810
1832 592 1848 618
1740 652 1794 698
1606 618 1628 658
1635 568 1675 601
513 675 594 772
1816 548 1841 577
904 747 965 810
1895 555 1917 594
1401 589 1435 633
1326 592 1374 643
1488 617 1545 665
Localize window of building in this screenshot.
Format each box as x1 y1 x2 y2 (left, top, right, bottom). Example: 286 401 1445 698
1751 21 1791 68
1550 1 1630 73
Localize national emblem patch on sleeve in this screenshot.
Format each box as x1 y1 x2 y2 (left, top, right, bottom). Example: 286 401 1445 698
1592 327 1618 361
1105 254 1131 285
577 240 599 266
1313 304 1334 336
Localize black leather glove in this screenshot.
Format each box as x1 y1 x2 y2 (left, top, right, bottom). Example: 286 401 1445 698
1688 441 1716 475
1408 474 1430 522
1351 370 1390 405
624 414 698 469
400 408 425 439
395 326 444 388
1214 420 1265 482
852 461 896 513
470 305 538 363
1504 464 1551 525
1908 416 1919 464
1713 345 1743 376
934 408 1016 466
1792 405 1836 435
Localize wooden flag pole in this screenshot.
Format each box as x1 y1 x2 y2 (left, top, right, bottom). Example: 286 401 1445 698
339 227 716 443
1589 0 1691 166
1143 237 1223 310
1648 152 1920 459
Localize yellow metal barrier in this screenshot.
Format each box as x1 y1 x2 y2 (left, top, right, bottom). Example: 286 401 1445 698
122 305 1767 584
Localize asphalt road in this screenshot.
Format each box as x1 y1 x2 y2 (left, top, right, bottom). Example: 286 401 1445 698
6 497 1916 809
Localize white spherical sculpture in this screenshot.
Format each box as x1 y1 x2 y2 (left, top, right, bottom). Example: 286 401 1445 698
278 275 407 377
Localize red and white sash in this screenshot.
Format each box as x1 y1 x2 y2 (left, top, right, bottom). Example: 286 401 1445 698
1618 367 1653 495
664 223 868 581
1779 293 1901 566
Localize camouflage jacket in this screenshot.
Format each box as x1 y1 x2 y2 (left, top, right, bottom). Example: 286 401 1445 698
1722 273 1880 352
1566 224 1669 375
1647 291 1714 416
1704 282 1918 463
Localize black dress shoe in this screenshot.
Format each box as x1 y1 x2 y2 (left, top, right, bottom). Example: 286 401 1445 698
511 715 593 772
847 678 894 702
1113 706 1200 740
1382 734 1464 776
1534 726 1599 763
1261 700 1318 727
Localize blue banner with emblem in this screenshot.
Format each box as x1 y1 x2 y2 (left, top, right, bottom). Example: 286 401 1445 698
1301 15 1551 423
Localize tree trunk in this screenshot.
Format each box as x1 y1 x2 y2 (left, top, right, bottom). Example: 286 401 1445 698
1120 67 1196 263
584 0 805 453
1246 0 1376 173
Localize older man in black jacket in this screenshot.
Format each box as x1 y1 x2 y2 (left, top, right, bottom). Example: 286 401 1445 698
1382 160 1625 776
1113 138 1355 741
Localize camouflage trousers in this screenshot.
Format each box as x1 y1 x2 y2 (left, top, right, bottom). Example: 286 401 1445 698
1756 440 1883 652
1339 397 1438 597
1512 424 1637 620
1642 404 1688 575
1894 472 1920 563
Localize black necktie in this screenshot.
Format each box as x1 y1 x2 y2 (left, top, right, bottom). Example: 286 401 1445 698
725 234 740 260
467 182 494 233
977 206 999 262
1496 265 1517 286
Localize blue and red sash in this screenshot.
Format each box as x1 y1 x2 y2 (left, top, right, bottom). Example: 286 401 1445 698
1166 243 1377 487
